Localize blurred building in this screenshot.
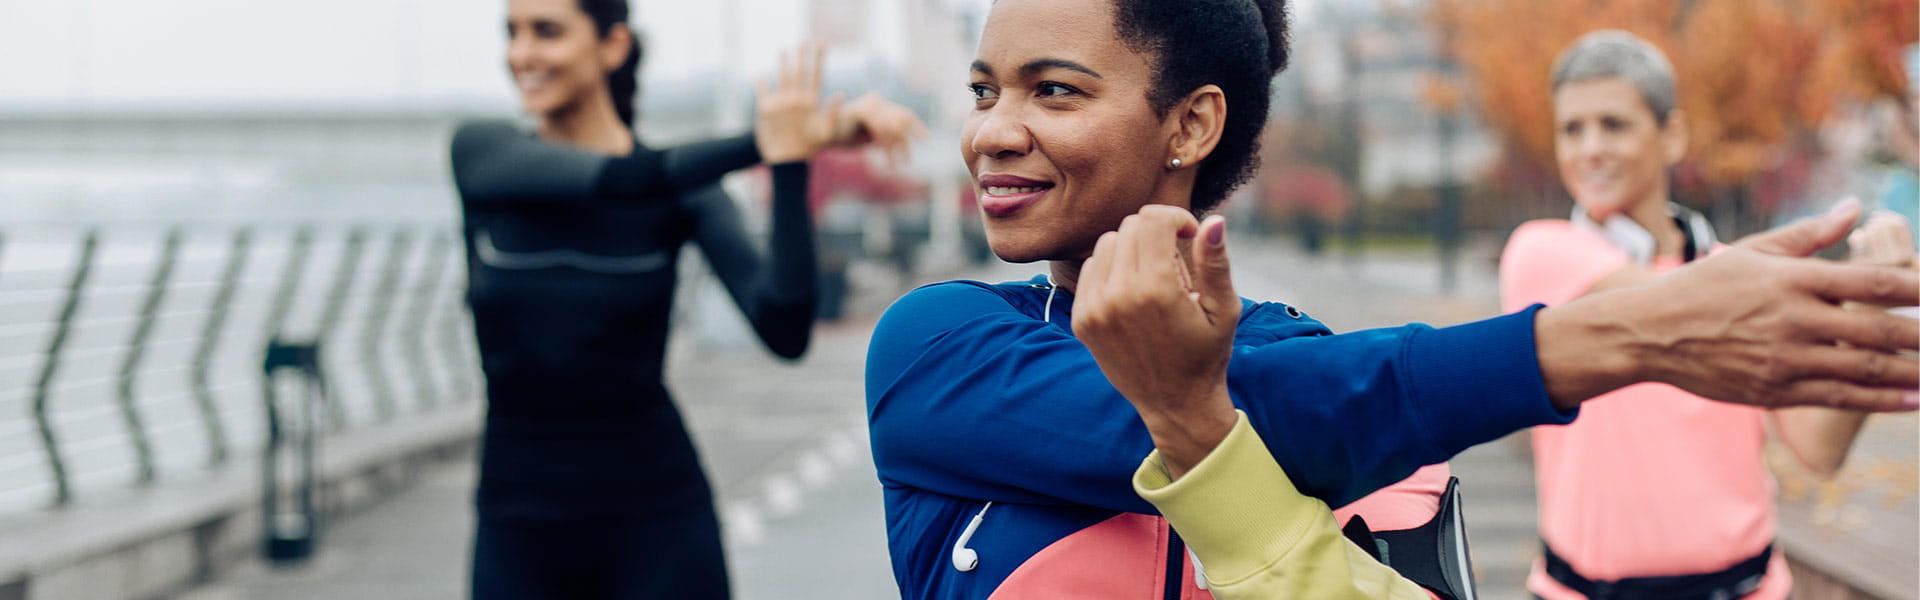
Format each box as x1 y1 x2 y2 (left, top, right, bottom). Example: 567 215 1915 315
1289 1 1500 199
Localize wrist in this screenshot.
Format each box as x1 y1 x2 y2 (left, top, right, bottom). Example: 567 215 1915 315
1138 386 1237 480
756 140 808 165
1534 293 1656 410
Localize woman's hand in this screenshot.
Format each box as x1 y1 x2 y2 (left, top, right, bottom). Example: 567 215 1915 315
828 93 929 165
754 44 837 164
753 44 926 164
1536 200 1920 412
1848 210 1915 270
1074 206 1240 479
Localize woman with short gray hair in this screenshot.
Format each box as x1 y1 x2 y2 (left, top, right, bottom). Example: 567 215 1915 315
1502 29 1913 600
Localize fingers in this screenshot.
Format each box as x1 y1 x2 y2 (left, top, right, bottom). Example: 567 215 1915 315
1773 379 1920 412
1737 197 1860 257
1801 304 1920 351
769 43 825 97
848 96 928 159
1795 262 1920 307
1779 343 1920 390
776 47 795 93
823 92 849 140
1111 213 1141 284
1849 211 1915 267
802 42 824 97
1078 231 1118 306
1189 215 1239 325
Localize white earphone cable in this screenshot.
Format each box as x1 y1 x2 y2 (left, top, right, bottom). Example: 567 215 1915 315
1043 275 1058 324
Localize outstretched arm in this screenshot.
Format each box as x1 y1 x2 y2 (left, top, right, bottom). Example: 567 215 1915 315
1532 201 1920 412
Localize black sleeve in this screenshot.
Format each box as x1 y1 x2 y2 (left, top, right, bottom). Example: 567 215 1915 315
450 119 607 206
594 135 762 202
450 119 762 208
686 162 817 359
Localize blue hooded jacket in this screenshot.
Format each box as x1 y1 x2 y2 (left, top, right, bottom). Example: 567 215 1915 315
865 275 1574 599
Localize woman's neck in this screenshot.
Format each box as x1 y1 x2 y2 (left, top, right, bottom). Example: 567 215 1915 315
1589 190 1686 259
535 92 634 157
1048 260 1083 294
1628 192 1686 259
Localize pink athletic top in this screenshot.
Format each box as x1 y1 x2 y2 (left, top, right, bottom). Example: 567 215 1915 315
1500 220 1790 600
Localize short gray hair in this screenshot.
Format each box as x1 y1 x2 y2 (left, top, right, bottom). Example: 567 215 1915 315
1551 30 1677 123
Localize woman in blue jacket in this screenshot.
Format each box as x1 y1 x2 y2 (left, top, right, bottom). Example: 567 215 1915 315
864 0 1920 598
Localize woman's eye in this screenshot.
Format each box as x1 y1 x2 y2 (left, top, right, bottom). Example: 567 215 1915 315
535 23 563 39
1036 82 1075 97
969 84 998 101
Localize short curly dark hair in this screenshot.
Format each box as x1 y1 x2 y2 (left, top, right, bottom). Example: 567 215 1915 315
1112 0 1290 213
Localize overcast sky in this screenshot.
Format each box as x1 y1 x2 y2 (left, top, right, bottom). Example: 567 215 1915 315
0 0 1341 109
0 0 948 108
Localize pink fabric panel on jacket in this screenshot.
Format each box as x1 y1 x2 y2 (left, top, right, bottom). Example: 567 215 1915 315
1333 463 1449 532
987 512 1214 600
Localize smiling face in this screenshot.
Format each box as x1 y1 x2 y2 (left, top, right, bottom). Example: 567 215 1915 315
1552 77 1685 220
963 0 1181 264
506 0 624 122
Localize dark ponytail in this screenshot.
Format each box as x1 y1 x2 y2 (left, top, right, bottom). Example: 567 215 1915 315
1114 0 1291 213
576 0 642 128
608 36 641 128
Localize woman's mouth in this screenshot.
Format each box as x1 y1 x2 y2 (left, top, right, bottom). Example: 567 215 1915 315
516 72 554 94
978 175 1054 218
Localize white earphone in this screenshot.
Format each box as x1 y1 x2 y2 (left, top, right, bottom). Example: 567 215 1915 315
952 501 994 572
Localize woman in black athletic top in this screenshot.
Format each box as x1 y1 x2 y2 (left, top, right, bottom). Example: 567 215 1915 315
447 0 922 597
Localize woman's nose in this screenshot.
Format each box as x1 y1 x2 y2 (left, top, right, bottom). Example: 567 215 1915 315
506 34 533 72
969 104 1031 159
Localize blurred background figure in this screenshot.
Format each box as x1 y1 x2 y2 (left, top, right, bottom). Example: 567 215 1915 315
1499 30 1903 600
0 1 1913 600
450 0 923 595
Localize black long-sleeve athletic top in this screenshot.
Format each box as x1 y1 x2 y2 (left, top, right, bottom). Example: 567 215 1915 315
449 120 816 516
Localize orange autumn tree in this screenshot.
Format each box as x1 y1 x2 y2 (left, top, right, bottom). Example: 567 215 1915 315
1428 0 1917 227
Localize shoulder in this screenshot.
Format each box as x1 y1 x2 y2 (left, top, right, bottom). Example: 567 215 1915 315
1505 219 1594 250
1499 218 1631 309
450 119 524 159
875 278 1048 339
1501 219 1623 269
880 279 1037 324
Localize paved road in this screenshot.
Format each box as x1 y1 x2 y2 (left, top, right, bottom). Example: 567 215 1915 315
177 239 1546 600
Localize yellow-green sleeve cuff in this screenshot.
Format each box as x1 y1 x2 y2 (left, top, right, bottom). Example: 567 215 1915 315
1133 410 1320 584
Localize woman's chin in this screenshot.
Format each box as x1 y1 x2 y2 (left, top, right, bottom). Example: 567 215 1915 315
984 228 1049 264
519 97 562 121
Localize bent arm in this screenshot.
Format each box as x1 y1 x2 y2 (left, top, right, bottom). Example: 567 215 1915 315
688 163 817 359
865 284 1570 512
1770 408 1868 477
449 119 762 208
599 135 763 200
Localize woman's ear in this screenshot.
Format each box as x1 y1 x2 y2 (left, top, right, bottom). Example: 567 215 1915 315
1167 84 1227 168
1661 109 1688 167
600 23 634 73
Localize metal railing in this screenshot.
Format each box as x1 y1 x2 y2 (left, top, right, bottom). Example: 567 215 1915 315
0 224 480 512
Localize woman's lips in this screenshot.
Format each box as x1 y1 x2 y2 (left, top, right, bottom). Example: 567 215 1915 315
977 175 1054 218
979 188 1047 218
